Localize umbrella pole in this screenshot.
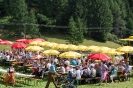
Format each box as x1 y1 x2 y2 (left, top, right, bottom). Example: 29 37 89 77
129 41 130 46
126 53 128 62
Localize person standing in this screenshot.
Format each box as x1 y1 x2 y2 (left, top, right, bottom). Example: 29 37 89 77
4 64 15 87
99 61 108 85
45 62 60 88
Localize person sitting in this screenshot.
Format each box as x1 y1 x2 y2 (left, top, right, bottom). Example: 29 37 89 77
90 66 96 78
109 65 117 83
95 63 102 77
71 59 77 67
60 64 65 73
123 62 130 80
81 67 90 78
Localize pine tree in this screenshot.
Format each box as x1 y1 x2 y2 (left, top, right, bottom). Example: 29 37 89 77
27 10 40 37
88 0 113 42
9 0 28 35
67 16 84 45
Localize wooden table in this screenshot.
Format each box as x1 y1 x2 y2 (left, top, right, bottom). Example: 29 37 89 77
25 64 33 67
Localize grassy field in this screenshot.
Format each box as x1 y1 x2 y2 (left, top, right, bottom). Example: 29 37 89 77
0 76 133 88
44 34 121 48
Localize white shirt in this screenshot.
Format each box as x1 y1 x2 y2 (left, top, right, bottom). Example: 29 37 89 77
47 63 51 70
64 60 70 66
54 58 58 64
114 56 120 64
7 67 14 72
88 67 91 75
6 55 10 61
60 66 65 73
0 53 4 58
76 70 81 79
77 59 81 65
89 63 95 68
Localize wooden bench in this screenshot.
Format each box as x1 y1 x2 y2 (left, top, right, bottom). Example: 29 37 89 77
78 77 101 85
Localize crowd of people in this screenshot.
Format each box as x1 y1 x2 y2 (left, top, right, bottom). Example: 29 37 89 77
0 48 132 87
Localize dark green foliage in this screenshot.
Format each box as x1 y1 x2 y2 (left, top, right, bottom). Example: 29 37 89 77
87 0 113 42
67 16 84 45
0 0 133 43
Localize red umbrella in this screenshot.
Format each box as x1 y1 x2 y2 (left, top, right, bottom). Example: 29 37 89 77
0 40 13 45
0 39 2 42
24 39 33 44
33 38 45 42
34 55 44 59
87 53 111 61
11 43 27 49
15 39 27 42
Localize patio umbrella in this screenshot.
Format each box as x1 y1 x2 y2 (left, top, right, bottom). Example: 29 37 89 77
77 45 88 51
29 41 42 45
15 39 27 43
120 38 133 45
0 40 13 45
45 42 58 48
90 46 110 53
116 46 133 53
42 49 60 55
102 48 124 55
59 51 81 59
34 55 44 59
87 53 111 61
23 39 33 44
116 46 133 62
87 45 99 51
0 39 2 42
33 38 45 42
25 46 44 51
11 43 27 49
52 44 68 50
67 44 78 51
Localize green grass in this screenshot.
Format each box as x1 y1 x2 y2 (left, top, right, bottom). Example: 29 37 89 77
45 34 121 48
0 34 121 50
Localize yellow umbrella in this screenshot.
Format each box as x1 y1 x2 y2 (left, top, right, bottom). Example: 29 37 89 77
116 46 133 53
52 44 68 50
25 46 44 51
129 36 133 39
42 49 60 55
59 51 81 59
67 44 78 51
116 46 133 62
120 38 133 45
102 48 124 55
77 45 88 51
38 42 47 46
45 42 58 48
29 41 42 45
90 46 110 53
87 45 99 51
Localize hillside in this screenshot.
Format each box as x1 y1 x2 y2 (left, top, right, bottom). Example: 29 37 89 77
44 34 121 48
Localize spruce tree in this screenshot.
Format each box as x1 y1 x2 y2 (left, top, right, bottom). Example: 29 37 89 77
27 10 40 37
88 0 113 42
67 16 84 45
